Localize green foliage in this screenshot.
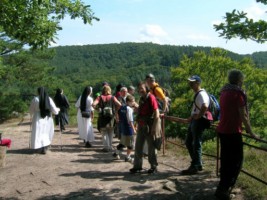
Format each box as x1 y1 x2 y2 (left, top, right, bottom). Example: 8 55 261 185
251 51 267 69
238 147 267 199
0 0 99 49
170 48 267 139
214 0 267 43
0 49 60 120
49 43 246 99
1 42 267 129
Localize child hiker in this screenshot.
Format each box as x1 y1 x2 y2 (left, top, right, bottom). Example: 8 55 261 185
114 94 137 162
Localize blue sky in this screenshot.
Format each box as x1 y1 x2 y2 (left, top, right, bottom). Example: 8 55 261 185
54 0 267 54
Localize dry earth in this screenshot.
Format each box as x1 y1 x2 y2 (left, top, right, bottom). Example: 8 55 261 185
0 114 244 200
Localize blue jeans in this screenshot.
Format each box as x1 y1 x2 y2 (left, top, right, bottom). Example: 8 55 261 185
185 118 207 168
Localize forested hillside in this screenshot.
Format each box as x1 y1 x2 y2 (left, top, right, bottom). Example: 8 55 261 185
49 43 267 140
1 42 267 122
49 42 252 97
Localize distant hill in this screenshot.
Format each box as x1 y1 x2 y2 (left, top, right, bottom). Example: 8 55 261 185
49 42 266 95
251 51 267 69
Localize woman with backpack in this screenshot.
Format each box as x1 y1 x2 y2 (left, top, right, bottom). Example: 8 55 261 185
93 85 121 152
75 86 94 147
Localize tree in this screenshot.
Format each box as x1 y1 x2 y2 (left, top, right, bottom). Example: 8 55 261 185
0 0 99 49
214 0 267 43
169 48 267 140
0 49 61 120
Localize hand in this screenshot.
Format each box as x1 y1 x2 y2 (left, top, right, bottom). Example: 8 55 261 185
193 114 201 120
115 117 120 123
150 129 156 135
186 117 192 123
250 133 260 139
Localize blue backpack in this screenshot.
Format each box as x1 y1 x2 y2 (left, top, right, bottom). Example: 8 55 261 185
194 90 220 121
208 94 220 121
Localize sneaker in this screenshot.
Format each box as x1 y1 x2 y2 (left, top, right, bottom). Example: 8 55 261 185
129 168 142 174
125 156 133 162
114 154 120 160
181 166 198 175
148 167 157 174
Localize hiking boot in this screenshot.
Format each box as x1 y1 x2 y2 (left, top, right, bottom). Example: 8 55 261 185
214 187 230 200
129 168 142 174
101 148 110 152
148 167 157 174
197 165 203 171
114 154 120 160
85 142 92 148
112 152 118 157
181 166 198 175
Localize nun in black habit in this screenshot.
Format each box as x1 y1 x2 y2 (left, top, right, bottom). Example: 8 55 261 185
54 88 70 131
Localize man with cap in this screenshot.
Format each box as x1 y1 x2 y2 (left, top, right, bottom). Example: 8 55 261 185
145 73 168 113
181 75 210 175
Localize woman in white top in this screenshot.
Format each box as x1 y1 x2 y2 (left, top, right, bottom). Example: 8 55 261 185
75 86 94 147
29 87 60 154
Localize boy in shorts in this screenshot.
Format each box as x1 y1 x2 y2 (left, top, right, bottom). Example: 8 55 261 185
115 94 137 162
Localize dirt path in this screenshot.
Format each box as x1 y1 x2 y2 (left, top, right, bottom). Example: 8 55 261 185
0 114 244 200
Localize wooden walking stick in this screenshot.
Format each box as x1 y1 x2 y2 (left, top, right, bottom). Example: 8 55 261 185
29 114 32 149
216 132 220 177
58 120 63 151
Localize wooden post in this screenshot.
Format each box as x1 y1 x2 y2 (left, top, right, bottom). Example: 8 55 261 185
161 114 165 155
0 146 7 168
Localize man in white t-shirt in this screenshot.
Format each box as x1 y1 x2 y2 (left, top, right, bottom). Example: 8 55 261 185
181 75 210 175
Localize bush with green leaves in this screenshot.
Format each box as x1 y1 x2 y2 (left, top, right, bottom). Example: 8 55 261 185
168 48 267 140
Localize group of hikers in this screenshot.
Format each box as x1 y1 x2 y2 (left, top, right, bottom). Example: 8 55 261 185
29 69 258 200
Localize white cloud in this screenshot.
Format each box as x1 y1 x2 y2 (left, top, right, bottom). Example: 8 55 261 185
138 24 169 44
245 3 266 20
211 20 222 26
140 24 168 37
76 43 84 46
49 41 59 47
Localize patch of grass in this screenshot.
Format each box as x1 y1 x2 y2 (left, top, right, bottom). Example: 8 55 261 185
238 147 267 199
165 136 267 199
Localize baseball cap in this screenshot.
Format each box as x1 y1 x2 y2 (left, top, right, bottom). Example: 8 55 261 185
102 81 109 86
188 75 201 83
145 73 155 81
